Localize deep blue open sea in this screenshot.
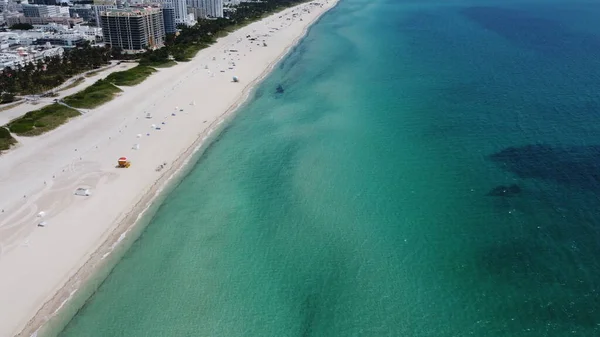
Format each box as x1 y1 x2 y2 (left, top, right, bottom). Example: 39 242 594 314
58 0 600 336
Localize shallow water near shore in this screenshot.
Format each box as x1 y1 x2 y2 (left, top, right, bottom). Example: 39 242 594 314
60 0 600 336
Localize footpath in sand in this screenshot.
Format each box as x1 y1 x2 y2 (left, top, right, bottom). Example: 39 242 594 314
0 1 337 336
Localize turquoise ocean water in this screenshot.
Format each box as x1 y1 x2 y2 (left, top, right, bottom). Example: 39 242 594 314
59 0 600 336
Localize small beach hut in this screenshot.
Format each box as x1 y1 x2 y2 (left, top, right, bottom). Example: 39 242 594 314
117 157 131 168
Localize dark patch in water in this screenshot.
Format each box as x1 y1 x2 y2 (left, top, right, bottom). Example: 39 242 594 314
489 144 600 189
486 184 521 197
299 294 318 337
461 6 600 56
279 42 307 71
276 84 285 94
480 238 554 284
478 233 600 329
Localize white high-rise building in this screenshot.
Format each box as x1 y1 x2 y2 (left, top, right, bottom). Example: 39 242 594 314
159 0 194 26
187 0 222 18
101 7 165 50
92 0 116 26
92 4 116 25
205 0 223 18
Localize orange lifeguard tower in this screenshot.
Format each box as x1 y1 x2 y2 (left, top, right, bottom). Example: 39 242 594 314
117 157 131 168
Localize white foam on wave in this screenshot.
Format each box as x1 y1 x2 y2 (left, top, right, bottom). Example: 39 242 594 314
53 289 78 315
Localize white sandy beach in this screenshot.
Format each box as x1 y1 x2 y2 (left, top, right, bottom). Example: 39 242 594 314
0 1 337 335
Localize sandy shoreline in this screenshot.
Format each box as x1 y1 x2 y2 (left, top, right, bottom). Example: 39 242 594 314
0 1 339 336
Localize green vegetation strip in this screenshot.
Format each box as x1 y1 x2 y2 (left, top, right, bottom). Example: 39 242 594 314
5 104 80 137
61 66 157 110
151 60 178 68
63 79 122 109
105 66 156 86
0 127 17 152
171 44 205 62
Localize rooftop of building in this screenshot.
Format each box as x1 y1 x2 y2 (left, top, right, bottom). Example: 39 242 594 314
1 46 64 69
92 0 116 5
100 6 161 16
1 45 63 58
0 25 101 48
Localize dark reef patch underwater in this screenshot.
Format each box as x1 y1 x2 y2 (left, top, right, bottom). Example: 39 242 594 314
490 144 600 189
460 6 600 57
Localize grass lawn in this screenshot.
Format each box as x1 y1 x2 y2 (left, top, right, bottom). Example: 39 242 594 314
152 60 178 68
105 66 157 86
63 79 122 109
0 127 17 152
140 60 178 68
57 66 155 110
5 104 80 136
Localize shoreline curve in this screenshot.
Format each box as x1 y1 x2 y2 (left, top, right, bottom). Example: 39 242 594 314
13 1 340 336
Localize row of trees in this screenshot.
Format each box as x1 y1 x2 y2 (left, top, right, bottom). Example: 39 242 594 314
0 43 112 96
9 23 34 30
